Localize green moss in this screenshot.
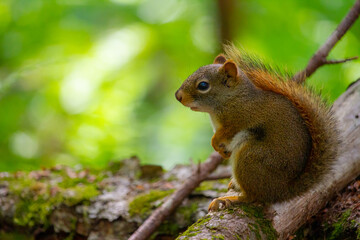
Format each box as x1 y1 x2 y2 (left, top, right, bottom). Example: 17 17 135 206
221 208 235 215
13 184 99 228
64 231 75 240
292 225 305 240
5 167 101 228
153 203 200 239
234 233 242 240
128 189 174 218
149 202 198 239
212 234 225 240
0 232 32 240
238 204 277 240
195 179 228 193
67 217 77 240
106 161 124 174
14 196 52 227
150 220 181 240
63 185 99 206
177 215 211 239
178 203 198 223
329 209 351 240
352 218 360 240
249 222 261 240
166 175 178 182
356 222 360 240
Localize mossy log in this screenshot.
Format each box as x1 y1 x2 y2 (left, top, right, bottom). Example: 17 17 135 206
0 164 358 240
0 156 231 239
177 79 360 240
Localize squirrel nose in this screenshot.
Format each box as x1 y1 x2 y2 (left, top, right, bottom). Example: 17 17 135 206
175 89 183 102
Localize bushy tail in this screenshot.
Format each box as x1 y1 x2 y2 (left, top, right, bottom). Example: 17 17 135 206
224 44 340 194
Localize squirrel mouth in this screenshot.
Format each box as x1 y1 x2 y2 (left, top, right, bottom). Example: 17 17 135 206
191 106 206 112
181 101 202 112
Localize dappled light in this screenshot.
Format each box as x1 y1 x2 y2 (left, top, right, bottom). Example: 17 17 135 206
0 0 359 172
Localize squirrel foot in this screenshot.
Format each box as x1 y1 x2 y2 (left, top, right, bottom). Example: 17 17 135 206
208 196 248 212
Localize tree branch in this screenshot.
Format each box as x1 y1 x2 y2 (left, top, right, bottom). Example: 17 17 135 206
206 170 232 181
324 56 358 64
300 177 360 239
128 152 223 240
294 0 360 83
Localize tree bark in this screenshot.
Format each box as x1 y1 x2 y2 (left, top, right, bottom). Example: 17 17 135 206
301 177 360 239
177 79 360 240
0 158 231 240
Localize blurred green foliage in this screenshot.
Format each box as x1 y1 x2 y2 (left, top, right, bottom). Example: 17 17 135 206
0 0 359 172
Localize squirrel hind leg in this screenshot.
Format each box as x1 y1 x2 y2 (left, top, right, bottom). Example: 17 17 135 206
208 195 252 212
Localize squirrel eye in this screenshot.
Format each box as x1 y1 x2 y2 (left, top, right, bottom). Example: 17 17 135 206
197 81 209 91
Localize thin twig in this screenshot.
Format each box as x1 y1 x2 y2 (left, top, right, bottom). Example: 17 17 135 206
324 56 358 64
205 173 231 180
294 0 360 83
128 152 223 240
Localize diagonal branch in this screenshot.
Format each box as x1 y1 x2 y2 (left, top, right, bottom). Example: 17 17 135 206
294 0 360 83
206 169 232 180
128 152 223 240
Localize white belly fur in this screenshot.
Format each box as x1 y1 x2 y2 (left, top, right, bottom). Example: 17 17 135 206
208 114 248 154
209 114 220 133
227 130 249 152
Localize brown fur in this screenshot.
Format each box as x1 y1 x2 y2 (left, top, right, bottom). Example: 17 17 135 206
176 45 339 209
224 46 339 196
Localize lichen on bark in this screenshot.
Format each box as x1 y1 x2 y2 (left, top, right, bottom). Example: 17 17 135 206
0 158 228 239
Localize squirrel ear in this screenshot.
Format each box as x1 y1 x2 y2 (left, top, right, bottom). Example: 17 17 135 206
213 54 227 64
219 60 240 87
222 60 238 79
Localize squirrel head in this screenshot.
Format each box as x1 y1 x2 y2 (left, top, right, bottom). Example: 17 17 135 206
175 54 253 113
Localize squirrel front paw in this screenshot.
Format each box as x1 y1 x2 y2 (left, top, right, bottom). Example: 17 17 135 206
211 135 232 159
218 144 231 159
208 196 241 211
208 195 251 212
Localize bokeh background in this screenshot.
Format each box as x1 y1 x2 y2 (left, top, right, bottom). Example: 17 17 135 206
0 0 359 172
